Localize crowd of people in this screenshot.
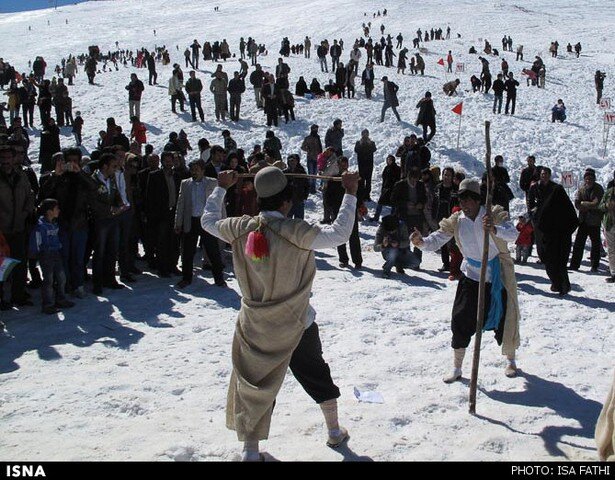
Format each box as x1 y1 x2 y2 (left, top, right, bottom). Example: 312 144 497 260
1 4 614 462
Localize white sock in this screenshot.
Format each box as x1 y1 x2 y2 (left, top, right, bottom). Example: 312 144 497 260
454 348 466 370
320 399 340 434
241 440 260 461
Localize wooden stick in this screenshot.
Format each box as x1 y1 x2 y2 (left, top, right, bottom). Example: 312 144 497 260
469 120 492 415
236 173 342 181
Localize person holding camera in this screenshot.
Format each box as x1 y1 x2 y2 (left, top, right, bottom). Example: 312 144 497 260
595 70 606 105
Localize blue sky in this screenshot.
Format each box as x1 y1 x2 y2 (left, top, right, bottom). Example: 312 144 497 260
0 0 88 13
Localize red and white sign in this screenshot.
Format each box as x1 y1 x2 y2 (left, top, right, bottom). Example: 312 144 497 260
605 111 615 125
456 62 465 72
561 171 575 188
600 97 612 110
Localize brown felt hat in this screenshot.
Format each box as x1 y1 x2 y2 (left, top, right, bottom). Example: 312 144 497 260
254 166 288 198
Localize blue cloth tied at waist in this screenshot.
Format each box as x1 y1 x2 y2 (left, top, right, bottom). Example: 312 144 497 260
466 256 503 331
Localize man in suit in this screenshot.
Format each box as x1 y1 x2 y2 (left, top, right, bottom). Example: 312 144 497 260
146 151 181 277
174 159 226 289
138 153 159 268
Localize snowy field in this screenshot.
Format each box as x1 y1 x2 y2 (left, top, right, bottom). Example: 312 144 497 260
0 0 614 461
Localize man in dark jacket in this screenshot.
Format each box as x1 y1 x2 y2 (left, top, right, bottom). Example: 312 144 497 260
39 147 94 297
415 91 436 143
0 144 35 306
391 167 427 264
146 52 157 85
330 40 342 72
492 73 505 114
185 70 204 122
249 64 265 109
504 72 519 115
146 151 182 277
569 169 604 272
433 167 458 271
519 155 538 208
354 129 377 199
380 76 401 122
138 153 159 267
283 154 309 219
89 153 126 294
327 156 363 269
325 119 344 155
227 71 246 121
531 167 578 295
317 43 329 73
125 73 144 120
300 124 322 193
361 63 375 99
595 70 606 105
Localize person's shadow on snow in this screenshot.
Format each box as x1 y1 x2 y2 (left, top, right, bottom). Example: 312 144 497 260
477 371 603 458
331 441 374 462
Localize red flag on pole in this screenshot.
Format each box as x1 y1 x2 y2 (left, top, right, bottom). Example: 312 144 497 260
437 58 445 66
452 102 463 115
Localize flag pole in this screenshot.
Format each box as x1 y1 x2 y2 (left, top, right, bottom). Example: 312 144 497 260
469 120 492 415
456 111 462 150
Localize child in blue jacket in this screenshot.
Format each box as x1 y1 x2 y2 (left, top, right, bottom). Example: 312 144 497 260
29 199 75 314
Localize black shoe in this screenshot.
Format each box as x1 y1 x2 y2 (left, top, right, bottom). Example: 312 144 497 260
568 266 579 271
214 279 227 287
339 262 349 268
130 267 143 275
42 305 60 315
13 298 34 307
590 267 599 273
396 266 405 274
55 299 76 309
353 264 362 270
27 278 42 289
103 282 125 290
120 274 136 283
438 266 450 272
176 279 191 289
605 276 615 284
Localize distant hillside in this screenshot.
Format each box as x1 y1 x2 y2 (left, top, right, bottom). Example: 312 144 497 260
0 0 89 13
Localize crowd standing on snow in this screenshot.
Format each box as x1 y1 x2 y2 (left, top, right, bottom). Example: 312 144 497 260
0 6 614 460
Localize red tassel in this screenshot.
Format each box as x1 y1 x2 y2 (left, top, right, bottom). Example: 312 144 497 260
245 230 269 262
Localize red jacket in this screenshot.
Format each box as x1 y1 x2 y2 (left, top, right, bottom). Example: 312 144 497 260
131 122 147 144
515 222 533 246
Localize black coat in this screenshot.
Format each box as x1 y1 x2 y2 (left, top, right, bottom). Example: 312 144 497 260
533 181 578 237
354 139 377 168
284 164 309 205
377 163 401 206
416 97 436 126
391 179 427 223
39 171 94 231
295 78 308 96
383 81 399 107
39 125 61 174
146 169 181 222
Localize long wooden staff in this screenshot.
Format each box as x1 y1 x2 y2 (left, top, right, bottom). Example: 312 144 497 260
237 173 342 181
469 120 492 415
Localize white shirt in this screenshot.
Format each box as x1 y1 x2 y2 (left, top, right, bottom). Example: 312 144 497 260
191 179 206 217
421 206 518 282
114 170 129 206
96 170 112 196
201 186 357 328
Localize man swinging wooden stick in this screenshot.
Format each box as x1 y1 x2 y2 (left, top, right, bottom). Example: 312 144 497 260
202 166 360 460
410 121 521 388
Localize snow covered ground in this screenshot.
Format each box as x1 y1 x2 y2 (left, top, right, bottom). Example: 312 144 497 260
0 0 614 461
